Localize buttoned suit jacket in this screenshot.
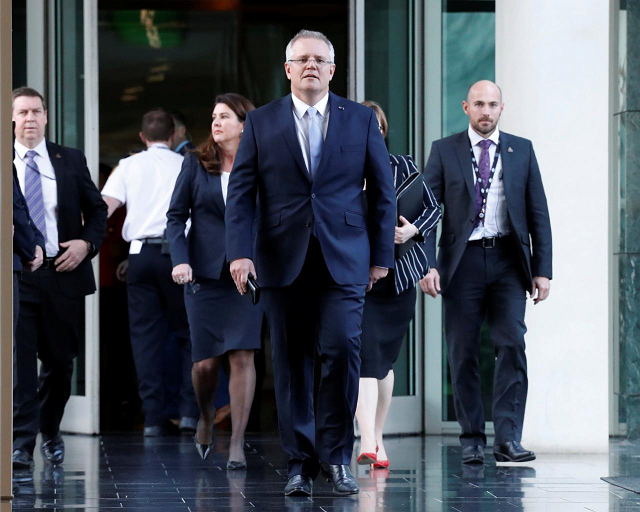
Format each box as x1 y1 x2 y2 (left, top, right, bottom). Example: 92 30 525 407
166 153 229 280
423 130 552 294
225 92 396 287
44 140 108 297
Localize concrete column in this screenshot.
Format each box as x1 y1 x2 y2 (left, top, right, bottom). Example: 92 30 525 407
1 0 14 509
495 0 610 452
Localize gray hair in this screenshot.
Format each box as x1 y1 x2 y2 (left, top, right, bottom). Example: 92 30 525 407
285 29 335 64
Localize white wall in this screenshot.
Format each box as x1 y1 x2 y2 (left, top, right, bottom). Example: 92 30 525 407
495 0 610 453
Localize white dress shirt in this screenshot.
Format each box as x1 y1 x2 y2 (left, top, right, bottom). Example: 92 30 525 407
291 92 330 174
467 125 510 240
101 143 184 254
14 139 60 257
221 171 230 204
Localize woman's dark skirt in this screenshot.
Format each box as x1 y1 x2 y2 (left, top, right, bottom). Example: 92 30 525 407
359 271 417 380
185 267 262 362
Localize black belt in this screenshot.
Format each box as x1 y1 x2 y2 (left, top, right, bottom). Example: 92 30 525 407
141 238 166 245
468 237 503 248
42 257 58 269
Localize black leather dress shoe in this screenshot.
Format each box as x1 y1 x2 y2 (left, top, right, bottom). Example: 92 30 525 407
41 436 65 465
12 449 34 469
493 441 536 462
461 445 485 465
284 474 313 496
320 464 359 495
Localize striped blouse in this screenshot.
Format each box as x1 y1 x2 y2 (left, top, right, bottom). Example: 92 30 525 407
390 154 441 295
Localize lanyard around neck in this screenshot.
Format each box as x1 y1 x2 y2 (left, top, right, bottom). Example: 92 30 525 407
469 138 501 219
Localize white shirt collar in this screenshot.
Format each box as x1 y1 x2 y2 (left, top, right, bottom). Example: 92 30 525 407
467 124 500 147
14 137 48 160
291 92 330 120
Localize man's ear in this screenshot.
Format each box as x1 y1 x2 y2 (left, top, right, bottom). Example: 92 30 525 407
139 132 146 145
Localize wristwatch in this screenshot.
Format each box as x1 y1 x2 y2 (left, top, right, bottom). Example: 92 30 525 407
85 240 95 253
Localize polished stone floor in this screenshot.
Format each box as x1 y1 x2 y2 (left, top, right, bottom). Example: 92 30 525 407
9 434 640 511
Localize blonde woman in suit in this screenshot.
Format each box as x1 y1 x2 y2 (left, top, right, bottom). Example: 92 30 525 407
355 101 441 468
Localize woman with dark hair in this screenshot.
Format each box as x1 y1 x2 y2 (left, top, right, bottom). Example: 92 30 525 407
355 101 441 469
166 93 261 468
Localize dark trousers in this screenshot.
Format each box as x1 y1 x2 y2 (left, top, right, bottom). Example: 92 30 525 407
127 244 198 426
442 240 528 447
13 268 81 454
262 237 366 478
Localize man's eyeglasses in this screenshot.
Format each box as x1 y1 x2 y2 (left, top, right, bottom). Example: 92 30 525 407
288 58 333 67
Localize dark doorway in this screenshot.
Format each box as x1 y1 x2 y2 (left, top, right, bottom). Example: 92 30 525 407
97 0 349 433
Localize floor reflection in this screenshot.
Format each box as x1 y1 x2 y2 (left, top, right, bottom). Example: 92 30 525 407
8 434 640 511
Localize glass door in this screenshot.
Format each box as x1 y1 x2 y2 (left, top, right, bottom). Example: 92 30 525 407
423 0 497 435
359 0 422 434
52 0 101 434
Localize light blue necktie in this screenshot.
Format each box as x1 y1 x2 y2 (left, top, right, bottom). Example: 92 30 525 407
306 106 323 177
24 149 47 244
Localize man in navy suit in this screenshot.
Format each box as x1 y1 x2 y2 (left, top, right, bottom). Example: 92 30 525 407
421 80 552 465
226 30 395 496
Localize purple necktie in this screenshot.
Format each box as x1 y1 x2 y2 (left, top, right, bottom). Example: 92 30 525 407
474 139 493 227
24 150 47 244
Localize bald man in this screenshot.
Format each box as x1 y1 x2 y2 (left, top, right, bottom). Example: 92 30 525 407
420 80 552 464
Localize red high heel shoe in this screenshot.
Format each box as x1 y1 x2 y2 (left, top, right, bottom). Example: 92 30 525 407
372 459 389 468
357 451 377 465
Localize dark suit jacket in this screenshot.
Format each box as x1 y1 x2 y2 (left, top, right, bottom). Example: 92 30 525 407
45 140 108 298
13 167 45 271
166 153 228 279
423 130 552 294
225 92 396 287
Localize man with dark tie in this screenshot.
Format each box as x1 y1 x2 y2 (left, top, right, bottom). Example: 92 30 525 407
420 80 552 465
226 30 395 496
12 87 107 469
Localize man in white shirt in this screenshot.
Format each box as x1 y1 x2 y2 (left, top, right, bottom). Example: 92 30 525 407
102 108 198 437
421 80 552 465
12 87 107 469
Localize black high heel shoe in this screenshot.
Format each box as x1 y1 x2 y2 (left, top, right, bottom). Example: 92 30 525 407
194 419 214 460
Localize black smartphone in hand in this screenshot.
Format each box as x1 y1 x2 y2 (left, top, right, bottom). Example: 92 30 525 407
247 273 260 305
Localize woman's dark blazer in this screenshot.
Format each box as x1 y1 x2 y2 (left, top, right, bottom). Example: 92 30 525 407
391 154 441 295
166 153 228 280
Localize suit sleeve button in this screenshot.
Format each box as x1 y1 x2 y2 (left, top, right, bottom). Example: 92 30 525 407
305 221 311 227
311 193 316 199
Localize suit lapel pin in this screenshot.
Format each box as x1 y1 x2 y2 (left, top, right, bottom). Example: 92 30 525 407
55 153 62 158
507 147 514 153
338 106 344 110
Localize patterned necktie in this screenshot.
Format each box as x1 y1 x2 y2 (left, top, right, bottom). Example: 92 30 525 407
24 149 47 243
306 106 323 177
474 139 493 227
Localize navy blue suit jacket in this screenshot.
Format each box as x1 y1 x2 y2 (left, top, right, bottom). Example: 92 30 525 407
225 92 396 287
423 130 552 293
13 167 45 271
166 153 228 279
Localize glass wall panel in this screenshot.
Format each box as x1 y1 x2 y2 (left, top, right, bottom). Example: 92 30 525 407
53 0 85 151
364 0 412 156
12 0 27 88
441 0 494 422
